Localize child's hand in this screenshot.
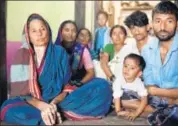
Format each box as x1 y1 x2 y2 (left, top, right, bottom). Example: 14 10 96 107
117 111 129 117
125 112 139 121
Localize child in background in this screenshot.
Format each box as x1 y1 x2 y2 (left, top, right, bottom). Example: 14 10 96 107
94 11 111 59
113 53 148 121
77 28 98 60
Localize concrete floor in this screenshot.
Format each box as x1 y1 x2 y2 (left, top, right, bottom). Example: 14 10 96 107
1 110 149 125
62 114 148 125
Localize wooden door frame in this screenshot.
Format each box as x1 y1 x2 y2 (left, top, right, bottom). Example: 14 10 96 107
0 0 7 106
75 1 86 30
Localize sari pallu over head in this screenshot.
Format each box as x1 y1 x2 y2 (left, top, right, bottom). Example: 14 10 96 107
55 20 86 72
10 13 70 102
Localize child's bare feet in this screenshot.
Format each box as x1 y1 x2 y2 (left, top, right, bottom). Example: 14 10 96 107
117 111 130 117
125 111 138 121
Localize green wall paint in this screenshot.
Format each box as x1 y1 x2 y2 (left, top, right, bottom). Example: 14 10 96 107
7 1 75 41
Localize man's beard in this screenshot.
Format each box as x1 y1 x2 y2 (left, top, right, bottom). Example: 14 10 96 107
154 28 177 42
61 40 74 54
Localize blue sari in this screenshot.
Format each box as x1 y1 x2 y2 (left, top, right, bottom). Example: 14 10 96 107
0 40 70 125
1 43 112 124
0 18 112 125
55 20 112 120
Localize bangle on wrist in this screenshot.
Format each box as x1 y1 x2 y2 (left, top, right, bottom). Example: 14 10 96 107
110 74 116 82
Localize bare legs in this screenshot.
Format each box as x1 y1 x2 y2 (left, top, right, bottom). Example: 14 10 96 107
121 100 155 117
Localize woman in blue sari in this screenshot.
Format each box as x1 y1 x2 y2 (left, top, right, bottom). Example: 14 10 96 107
0 14 112 125
55 20 112 119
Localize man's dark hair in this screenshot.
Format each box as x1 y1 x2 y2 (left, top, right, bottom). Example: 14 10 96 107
152 1 178 21
97 11 108 20
124 11 149 28
124 53 146 71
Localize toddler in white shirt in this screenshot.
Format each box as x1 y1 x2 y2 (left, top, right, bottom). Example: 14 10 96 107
113 53 148 121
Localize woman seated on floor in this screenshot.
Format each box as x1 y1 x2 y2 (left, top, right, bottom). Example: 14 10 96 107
54 20 112 121
0 14 112 125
